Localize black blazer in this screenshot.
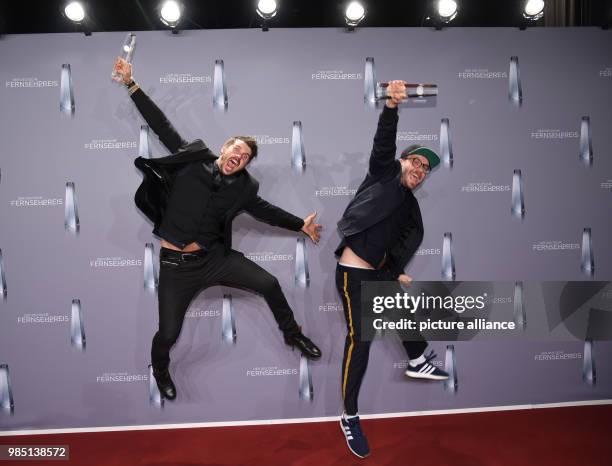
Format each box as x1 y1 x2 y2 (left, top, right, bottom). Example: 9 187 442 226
130 87 304 250
336 105 424 278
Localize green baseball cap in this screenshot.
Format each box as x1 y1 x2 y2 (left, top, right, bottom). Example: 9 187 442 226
401 145 441 170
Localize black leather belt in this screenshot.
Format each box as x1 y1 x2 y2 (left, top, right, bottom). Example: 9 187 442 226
160 247 208 262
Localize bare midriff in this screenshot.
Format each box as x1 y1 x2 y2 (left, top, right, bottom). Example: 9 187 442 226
338 246 377 269
160 239 204 252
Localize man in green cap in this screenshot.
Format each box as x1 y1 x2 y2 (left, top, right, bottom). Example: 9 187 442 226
335 81 447 459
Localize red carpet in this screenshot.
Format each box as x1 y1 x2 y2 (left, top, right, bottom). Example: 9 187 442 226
2 405 611 465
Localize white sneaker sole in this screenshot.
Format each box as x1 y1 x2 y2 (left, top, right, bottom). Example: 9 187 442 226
339 419 370 459
405 370 449 380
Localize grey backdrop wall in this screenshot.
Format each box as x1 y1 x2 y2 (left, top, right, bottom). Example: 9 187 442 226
0 27 611 431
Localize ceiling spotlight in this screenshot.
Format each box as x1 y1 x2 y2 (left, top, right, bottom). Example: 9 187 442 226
256 0 278 20
437 0 458 23
160 1 182 28
64 2 85 23
523 0 545 20
345 2 366 27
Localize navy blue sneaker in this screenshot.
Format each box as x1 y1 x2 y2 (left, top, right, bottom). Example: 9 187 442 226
340 414 370 458
405 350 449 380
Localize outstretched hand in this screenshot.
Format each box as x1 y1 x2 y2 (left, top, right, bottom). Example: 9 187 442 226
301 212 322 244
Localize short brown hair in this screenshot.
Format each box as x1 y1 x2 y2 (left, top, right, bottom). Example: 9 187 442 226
223 136 258 161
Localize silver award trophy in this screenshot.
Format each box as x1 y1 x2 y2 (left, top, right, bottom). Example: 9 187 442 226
139 125 151 159
375 81 438 100
60 64 75 116
441 232 456 281
579 116 593 166
440 118 453 168
144 243 159 291
65 182 80 234
444 345 458 393
111 32 136 83
580 228 594 277
0 364 14 416
213 59 228 111
291 121 306 173
509 56 522 107
364 57 377 109
582 340 596 386
299 354 314 401
513 281 526 330
511 169 525 219
222 294 237 344
295 237 310 288
70 298 86 351
148 364 164 408
0 248 7 301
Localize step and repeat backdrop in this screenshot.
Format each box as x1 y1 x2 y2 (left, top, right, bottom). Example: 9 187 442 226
0 27 611 431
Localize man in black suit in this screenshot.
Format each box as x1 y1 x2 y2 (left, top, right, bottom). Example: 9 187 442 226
335 81 448 458
114 58 322 401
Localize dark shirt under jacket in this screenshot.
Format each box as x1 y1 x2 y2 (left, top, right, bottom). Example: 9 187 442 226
158 160 243 249
129 87 305 251
345 191 417 269
336 105 424 278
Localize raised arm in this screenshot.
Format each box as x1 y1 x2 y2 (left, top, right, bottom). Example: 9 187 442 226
368 80 406 177
114 57 188 153
245 196 322 244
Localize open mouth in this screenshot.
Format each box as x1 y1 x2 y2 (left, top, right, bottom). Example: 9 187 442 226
226 157 240 171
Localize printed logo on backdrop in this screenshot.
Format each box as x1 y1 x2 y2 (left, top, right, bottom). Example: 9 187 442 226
246 366 298 377
461 182 510 193
312 70 362 80
397 131 438 143
530 129 579 140
159 73 211 84
9 196 63 207
457 69 507 79
186 306 221 319
315 186 357 197
534 350 582 361
96 372 148 383
17 313 69 324
416 247 441 256
599 67 612 78
250 135 290 145
319 302 342 312
90 257 142 268
532 240 579 252
245 252 294 262
84 139 137 150
5 77 59 88
483 295 513 305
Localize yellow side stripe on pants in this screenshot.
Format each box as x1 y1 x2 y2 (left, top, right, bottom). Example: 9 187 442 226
342 271 355 399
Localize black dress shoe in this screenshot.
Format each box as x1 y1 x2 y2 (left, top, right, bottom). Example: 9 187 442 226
152 368 177 401
284 332 322 359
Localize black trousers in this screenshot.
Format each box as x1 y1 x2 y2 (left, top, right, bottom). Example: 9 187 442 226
152 244 301 370
336 263 428 416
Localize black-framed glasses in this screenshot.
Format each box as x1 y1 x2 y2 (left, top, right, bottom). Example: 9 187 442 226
408 157 431 174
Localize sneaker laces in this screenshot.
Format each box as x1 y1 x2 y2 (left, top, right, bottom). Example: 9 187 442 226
347 417 363 437
423 350 437 366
